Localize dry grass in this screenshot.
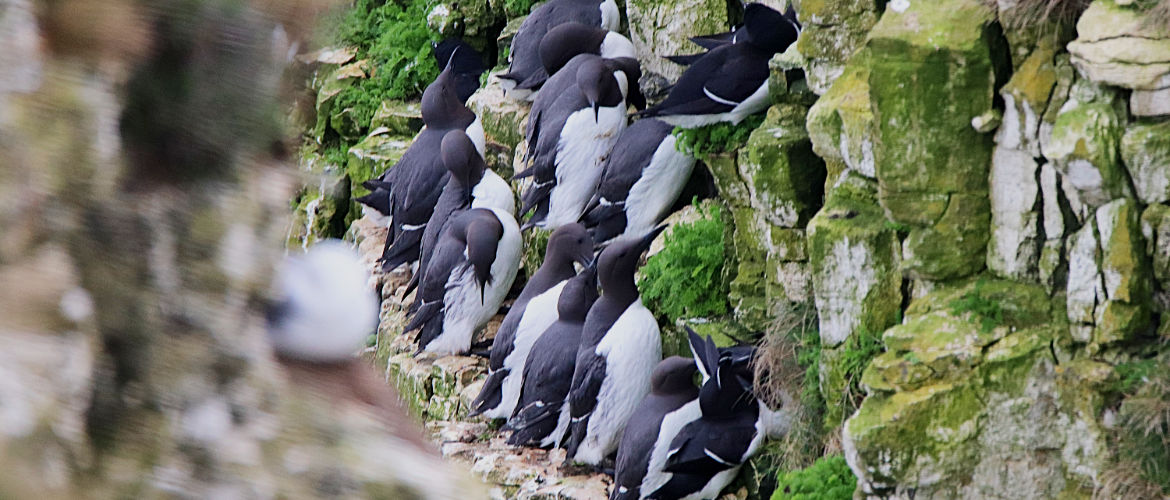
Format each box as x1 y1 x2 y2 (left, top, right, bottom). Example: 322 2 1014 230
1000 0 1092 31
1094 460 1167 500
1145 0 1170 31
1096 363 1170 499
751 305 815 410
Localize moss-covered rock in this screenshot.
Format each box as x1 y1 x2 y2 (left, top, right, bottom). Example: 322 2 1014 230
287 151 352 248
987 44 1061 281
844 280 1102 498
425 0 503 57
626 0 734 85
1140 204 1170 292
313 60 368 143
1065 198 1154 347
792 0 880 95
806 62 876 178
863 0 1002 281
369 100 423 136
807 172 901 348
1043 78 1131 218
1121 120 1170 205
739 104 827 228
467 78 530 177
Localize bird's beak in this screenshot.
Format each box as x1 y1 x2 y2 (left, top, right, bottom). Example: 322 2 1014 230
592 101 600 122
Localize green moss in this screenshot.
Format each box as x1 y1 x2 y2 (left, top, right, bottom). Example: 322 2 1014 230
674 114 765 157
520 227 551 281
328 0 442 143
821 326 883 428
948 279 1005 333
638 200 730 320
771 455 856 500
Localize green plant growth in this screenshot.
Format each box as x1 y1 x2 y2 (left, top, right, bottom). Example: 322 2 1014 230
771 455 856 500
638 201 730 321
823 327 882 429
329 0 441 143
673 114 766 157
503 0 538 16
949 279 1004 333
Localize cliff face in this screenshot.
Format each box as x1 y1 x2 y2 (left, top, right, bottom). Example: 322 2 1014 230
5 0 1168 497
324 0 1169 497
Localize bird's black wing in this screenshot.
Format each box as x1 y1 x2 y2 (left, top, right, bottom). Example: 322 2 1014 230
662 410 758 475
641 45 768 118
564 347 607 458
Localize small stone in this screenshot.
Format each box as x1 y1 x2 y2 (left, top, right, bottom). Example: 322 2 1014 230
1121 120 1170 204
1130 87 1170 117
971 109 1002 133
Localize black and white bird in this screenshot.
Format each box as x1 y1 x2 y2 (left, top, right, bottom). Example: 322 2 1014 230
650 330 791 499
580 118 696 245
639 3 800 127
497 0 620 101
609 356 700 500
515 56 639 230
432 38 487 103
404 207 522 355
504 264 600 447
266 240 380 362
507 22 636 98
409 130 514 298
564 227 665 465
361 63 485 272
470 223 596 419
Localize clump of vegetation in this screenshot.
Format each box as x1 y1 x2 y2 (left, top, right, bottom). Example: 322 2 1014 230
1098 362 1170 498
638 200 730 321
329 0 441 140
753 305 826 473
503 0 537 16
949 279 1004 333
673 114 766 157
823 326 883 428
771 455 856 500
1000 0 1091 31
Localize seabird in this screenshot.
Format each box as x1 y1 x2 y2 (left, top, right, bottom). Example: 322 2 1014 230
404 207 522 355
433 38 487 103
650 330 787 499
371 63 486 273
509 22 636 97
470 223 596 419
497 0 621 101
515 56 639 230
639 3 799 127
580 118 696 245
564 227 666 466
408 130 514 299
504 263 600 447
609 356 701 500
266 240 379 362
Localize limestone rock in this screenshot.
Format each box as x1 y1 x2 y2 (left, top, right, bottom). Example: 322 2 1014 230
1121 120 1170 205
626 0 733 84
313 60 368 142
467 78 531 177
807 172 901 348
1130 87 1170 117
864 0 1002 281
739 104 826 228
806 64 876 178
986 47 1060 281
1065 199 1154 346
369 100 423 136
1067 0 1170 91
844 281 1103 499
1044 78 1131 219
792 0 880 94
1141 205 1170 313
426 0 502 56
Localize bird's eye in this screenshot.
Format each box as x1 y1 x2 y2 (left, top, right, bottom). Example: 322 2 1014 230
577 238 584 244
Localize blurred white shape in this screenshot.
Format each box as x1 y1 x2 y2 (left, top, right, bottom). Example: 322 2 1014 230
268 239 379 361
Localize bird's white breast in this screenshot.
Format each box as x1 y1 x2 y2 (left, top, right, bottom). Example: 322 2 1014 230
622 134 696 239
